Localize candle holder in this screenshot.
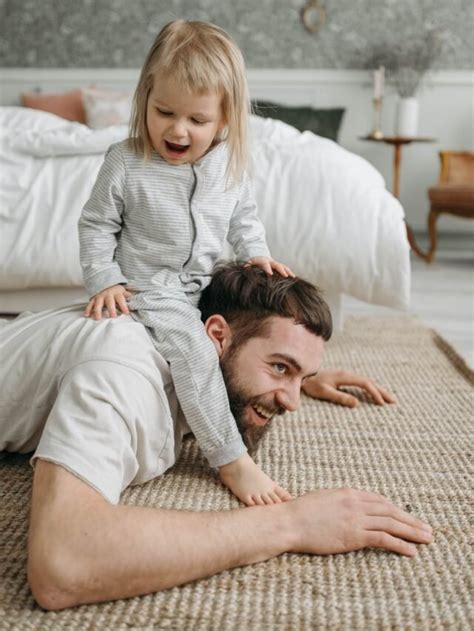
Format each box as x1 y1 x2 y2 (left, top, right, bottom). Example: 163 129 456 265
368 97 384 139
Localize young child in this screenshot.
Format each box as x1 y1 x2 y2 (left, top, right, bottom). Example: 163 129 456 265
78 19 293 506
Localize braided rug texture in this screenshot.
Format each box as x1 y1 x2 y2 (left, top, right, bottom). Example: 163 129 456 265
0 316 473 630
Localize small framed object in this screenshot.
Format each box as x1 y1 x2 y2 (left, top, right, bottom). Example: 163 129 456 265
301 0 326 33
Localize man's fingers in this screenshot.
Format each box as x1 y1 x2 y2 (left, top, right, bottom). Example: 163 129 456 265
365 531 418 556
329 389 359 408
378 385 397 404
315 385 359 408
364 500 432 534
364 516 433 545
341 374 395 406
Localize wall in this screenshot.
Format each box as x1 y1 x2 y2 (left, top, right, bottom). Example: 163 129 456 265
1 0 473 233
1 0 472 68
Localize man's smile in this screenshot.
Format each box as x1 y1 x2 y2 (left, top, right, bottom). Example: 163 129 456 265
246 399 283 427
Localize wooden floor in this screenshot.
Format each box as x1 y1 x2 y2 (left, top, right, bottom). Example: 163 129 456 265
343 235 474 368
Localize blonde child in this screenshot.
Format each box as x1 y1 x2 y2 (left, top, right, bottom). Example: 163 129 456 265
78 20 293 506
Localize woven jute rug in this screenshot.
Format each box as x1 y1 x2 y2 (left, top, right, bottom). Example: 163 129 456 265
1 316 473 630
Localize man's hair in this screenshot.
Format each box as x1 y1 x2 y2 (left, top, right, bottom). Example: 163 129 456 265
199 261 333 346
129 19 250 184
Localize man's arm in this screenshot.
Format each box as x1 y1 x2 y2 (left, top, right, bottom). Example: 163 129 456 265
302 369 396 408
28 460 432 611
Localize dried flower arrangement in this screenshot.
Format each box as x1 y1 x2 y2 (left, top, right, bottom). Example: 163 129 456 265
365 29 445 97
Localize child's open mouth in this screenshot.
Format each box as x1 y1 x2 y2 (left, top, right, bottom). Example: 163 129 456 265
165 140 190 156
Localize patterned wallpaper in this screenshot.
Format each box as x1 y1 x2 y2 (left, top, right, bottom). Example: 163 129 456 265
0 0 472 69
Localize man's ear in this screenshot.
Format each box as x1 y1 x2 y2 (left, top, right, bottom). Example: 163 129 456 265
204 315 232 357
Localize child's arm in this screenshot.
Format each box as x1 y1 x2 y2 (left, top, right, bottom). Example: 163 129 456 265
219 453 292 506
78 144 128 302
227 172 295 277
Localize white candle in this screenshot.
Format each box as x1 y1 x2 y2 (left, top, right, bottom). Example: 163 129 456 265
373 66 385 99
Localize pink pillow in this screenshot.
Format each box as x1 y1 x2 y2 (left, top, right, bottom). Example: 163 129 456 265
81 87 133 128
21 89 86 123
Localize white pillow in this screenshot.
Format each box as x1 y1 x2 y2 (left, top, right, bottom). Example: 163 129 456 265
0 106 73 131
82 87 133 129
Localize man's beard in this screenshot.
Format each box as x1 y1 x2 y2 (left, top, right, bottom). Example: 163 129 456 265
220 346 283 456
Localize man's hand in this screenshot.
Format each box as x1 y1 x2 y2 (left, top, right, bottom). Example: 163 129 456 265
84 284 132 320
245 257 295 278
287 487 433 557
302 369 396 408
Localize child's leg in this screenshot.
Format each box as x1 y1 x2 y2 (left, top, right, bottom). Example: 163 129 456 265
129 292 292 505
130 295 246 468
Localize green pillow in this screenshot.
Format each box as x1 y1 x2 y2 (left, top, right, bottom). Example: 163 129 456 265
252 100 345 142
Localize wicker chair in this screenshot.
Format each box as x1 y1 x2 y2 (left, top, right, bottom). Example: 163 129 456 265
426 151 474 262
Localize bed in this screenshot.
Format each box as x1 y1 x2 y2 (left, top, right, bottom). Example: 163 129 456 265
0 105 410 327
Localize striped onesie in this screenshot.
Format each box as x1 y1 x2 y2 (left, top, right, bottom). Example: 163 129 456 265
78 140 270 467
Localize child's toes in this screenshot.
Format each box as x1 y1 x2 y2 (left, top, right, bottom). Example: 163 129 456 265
268 491 282 504
276 486 293 501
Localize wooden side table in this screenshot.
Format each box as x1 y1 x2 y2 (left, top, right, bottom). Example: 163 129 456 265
360 135 436 260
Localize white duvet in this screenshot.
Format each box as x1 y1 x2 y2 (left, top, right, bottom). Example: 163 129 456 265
0 107 410 309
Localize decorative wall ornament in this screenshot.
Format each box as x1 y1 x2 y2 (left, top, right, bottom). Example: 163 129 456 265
301 0 326 33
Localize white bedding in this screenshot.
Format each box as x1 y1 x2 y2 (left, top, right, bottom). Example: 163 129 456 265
0 106 410 310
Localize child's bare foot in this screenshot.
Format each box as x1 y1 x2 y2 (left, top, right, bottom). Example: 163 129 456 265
219 453 292 506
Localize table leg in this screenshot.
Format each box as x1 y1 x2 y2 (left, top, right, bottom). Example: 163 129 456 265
405 222 429 261
393 144 401 198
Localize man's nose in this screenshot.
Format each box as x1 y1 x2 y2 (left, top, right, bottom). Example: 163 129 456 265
276 381 301 412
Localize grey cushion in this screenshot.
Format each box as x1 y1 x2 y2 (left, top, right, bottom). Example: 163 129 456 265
252 100 345 142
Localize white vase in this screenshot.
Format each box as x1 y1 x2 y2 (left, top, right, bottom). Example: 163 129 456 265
395 97 419 137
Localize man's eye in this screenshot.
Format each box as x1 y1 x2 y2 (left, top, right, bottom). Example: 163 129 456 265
273 363 288 374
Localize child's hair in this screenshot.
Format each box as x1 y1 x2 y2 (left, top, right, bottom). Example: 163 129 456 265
129 19 250 184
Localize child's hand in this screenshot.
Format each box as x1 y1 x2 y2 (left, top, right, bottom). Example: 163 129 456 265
246 257 295 278
84 285 132 320
219 452 293 506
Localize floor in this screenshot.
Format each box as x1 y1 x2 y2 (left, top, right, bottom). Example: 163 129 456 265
343 234 474 368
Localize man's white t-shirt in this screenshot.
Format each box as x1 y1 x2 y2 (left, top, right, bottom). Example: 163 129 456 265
0 306 190 503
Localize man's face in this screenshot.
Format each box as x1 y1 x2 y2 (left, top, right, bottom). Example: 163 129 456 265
220 317 325 446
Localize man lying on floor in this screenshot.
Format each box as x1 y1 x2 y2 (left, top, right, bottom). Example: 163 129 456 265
0 262 433 610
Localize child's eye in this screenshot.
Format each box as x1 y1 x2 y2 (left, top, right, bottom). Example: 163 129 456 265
273 363 288 375
157 108 172 116
192 118 206 125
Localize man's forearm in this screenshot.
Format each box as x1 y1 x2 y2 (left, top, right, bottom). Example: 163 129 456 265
28 461 432 611
28 461 294 610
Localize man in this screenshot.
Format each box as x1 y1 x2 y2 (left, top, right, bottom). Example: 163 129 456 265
0 263 432 610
